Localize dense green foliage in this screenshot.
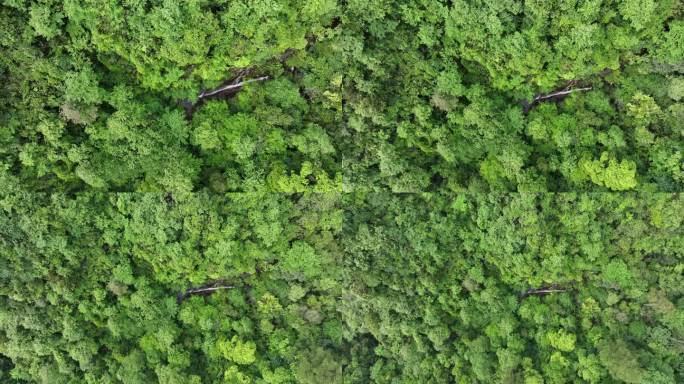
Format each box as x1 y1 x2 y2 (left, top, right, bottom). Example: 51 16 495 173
1 0 683 383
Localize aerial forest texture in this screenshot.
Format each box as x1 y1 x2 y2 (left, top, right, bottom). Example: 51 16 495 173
0 1 683 383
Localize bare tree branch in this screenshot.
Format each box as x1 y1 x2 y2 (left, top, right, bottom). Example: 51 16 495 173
520 286 568 300
198 76 270 100
532 87 592 103
177 283 236 303
523 86 593 113
524 288 566 295
180 47 302 119
185 286 235 294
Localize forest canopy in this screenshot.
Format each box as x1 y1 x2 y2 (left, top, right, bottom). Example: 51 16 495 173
1 0 683 383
